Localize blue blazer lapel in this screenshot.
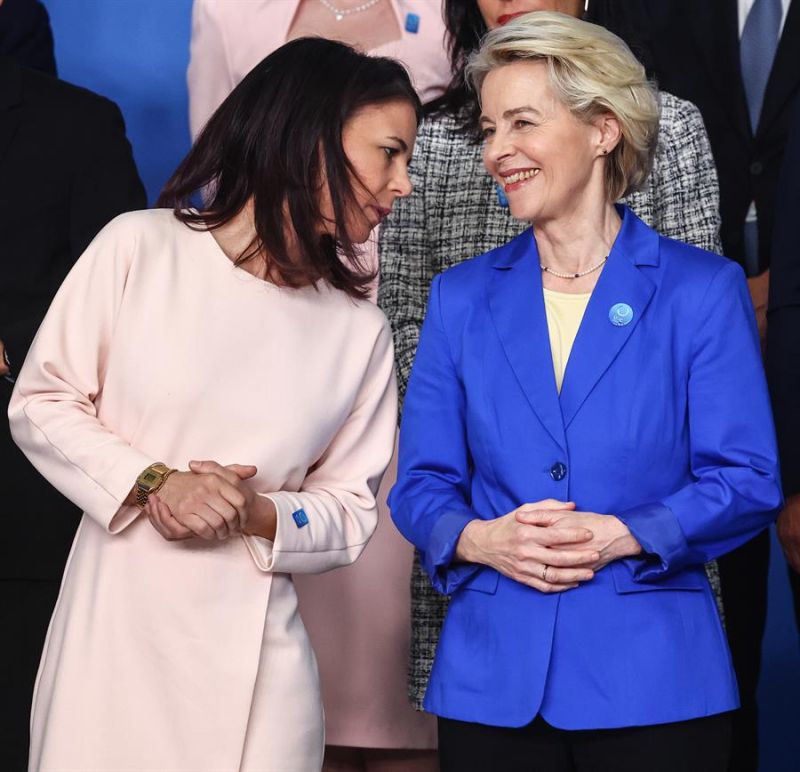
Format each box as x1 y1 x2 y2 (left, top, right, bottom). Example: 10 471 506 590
560 208 658 429
487 230 567 452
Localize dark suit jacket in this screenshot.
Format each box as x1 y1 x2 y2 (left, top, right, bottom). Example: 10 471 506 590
0 55 146 580
0 0 56 76
767 91 800 498
597 0 800 273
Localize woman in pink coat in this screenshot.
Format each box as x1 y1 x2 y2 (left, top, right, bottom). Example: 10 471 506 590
9 38 419 772
188 3 450 769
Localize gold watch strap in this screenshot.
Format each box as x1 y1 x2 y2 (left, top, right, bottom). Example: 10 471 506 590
135 464 176 508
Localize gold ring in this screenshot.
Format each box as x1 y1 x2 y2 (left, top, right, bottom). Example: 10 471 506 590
542 564 549 582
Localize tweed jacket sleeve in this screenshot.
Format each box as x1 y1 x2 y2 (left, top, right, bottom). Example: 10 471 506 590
647 92 723 254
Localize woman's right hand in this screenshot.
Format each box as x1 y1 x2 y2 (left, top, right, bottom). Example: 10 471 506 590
455 500 599 593
146 466 256 541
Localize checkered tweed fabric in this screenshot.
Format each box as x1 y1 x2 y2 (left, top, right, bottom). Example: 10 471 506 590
378 91 724 711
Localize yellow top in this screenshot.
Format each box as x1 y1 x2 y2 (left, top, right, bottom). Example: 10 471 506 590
543 288 592 392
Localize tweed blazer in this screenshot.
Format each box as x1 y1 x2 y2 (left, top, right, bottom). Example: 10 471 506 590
378 90 723 710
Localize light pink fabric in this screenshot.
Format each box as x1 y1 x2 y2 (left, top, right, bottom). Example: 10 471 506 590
186 0 447 749
187 0 451 139
9 209 397 771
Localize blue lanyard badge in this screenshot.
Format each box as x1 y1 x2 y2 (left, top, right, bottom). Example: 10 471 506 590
405 12 420 33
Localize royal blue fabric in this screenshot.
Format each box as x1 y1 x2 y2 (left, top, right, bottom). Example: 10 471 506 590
390 206 783 730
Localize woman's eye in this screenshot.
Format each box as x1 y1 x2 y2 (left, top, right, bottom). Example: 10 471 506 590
513 119 533 129
480 127 495 139
383 146 399 159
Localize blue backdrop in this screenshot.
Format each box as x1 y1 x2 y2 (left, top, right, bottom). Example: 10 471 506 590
42 1 800 768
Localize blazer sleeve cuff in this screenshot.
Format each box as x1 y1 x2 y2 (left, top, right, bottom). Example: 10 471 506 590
615 502 689 579
423 510 482 594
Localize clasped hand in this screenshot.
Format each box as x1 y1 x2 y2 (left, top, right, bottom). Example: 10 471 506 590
456 499 642 593
144 460 258 542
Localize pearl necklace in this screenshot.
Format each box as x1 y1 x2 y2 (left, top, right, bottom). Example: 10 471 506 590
541 255 607 279
318 0 382 22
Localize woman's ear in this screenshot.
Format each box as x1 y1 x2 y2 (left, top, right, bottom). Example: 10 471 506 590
595 112 623 156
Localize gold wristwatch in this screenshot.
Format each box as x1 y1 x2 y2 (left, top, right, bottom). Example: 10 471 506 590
135 462 176 508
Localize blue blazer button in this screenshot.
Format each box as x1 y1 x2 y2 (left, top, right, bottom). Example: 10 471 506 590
609 303 634 326
550 462 567 481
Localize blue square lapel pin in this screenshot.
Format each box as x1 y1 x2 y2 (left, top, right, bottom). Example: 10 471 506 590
292 508 309 528
405 12 420 34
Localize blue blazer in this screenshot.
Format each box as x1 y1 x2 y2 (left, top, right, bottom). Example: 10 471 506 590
390 206 782 730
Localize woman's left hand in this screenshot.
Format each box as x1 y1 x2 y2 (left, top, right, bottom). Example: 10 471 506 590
144 460 270 541
517 509 642 571
181 460 277 541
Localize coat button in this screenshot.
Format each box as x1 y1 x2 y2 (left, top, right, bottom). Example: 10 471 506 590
550 462 567 481
750 160 763 175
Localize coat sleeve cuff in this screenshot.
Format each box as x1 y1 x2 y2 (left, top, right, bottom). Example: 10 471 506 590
423 510 482 594
615 502 689 579
241 493 284 572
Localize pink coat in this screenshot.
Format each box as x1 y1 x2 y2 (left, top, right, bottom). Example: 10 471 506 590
186 0 449 749
9 210 397 771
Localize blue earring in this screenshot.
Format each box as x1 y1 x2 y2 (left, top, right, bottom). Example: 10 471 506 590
495 184 509 208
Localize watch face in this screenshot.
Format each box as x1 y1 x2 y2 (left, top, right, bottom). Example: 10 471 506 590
142 471 160 486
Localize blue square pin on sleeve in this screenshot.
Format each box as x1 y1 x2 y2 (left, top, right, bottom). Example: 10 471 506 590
405 12 420 34
292 508 309 528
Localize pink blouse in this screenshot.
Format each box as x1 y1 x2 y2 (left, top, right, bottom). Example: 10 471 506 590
188 0 451 139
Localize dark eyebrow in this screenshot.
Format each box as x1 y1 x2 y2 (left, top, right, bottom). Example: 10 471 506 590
387 135 408 152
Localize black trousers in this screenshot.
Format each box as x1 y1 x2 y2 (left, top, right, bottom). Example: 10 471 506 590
438 713 732 772
717 529 771 772
0 579 62 772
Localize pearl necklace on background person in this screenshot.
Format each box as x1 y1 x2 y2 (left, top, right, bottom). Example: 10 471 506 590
318 0 383 22
540 255 607 279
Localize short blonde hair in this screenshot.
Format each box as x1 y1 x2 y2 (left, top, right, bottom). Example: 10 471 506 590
467 12 659 201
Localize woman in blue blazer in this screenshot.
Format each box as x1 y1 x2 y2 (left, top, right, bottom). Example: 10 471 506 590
389 12 782 772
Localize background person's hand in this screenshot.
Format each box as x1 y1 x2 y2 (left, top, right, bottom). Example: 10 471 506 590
522 509 642 571
456 499 598 593
777 494 800 573
149 464 257 541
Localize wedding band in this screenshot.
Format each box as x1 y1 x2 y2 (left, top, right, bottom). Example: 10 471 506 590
542 564 549 582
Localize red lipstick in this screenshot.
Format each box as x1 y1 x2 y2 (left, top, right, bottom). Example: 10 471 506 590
497 12 528 26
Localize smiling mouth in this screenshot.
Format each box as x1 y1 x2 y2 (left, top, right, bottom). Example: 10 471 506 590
501 168 541 190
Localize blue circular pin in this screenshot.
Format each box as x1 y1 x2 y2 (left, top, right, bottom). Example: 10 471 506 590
609 303 633 326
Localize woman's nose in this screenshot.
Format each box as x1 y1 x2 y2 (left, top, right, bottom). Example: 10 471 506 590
393 166 413 198
484 129 514 169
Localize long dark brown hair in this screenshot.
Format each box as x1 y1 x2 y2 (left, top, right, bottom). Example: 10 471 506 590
158 38 421 299
429 1 621 138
